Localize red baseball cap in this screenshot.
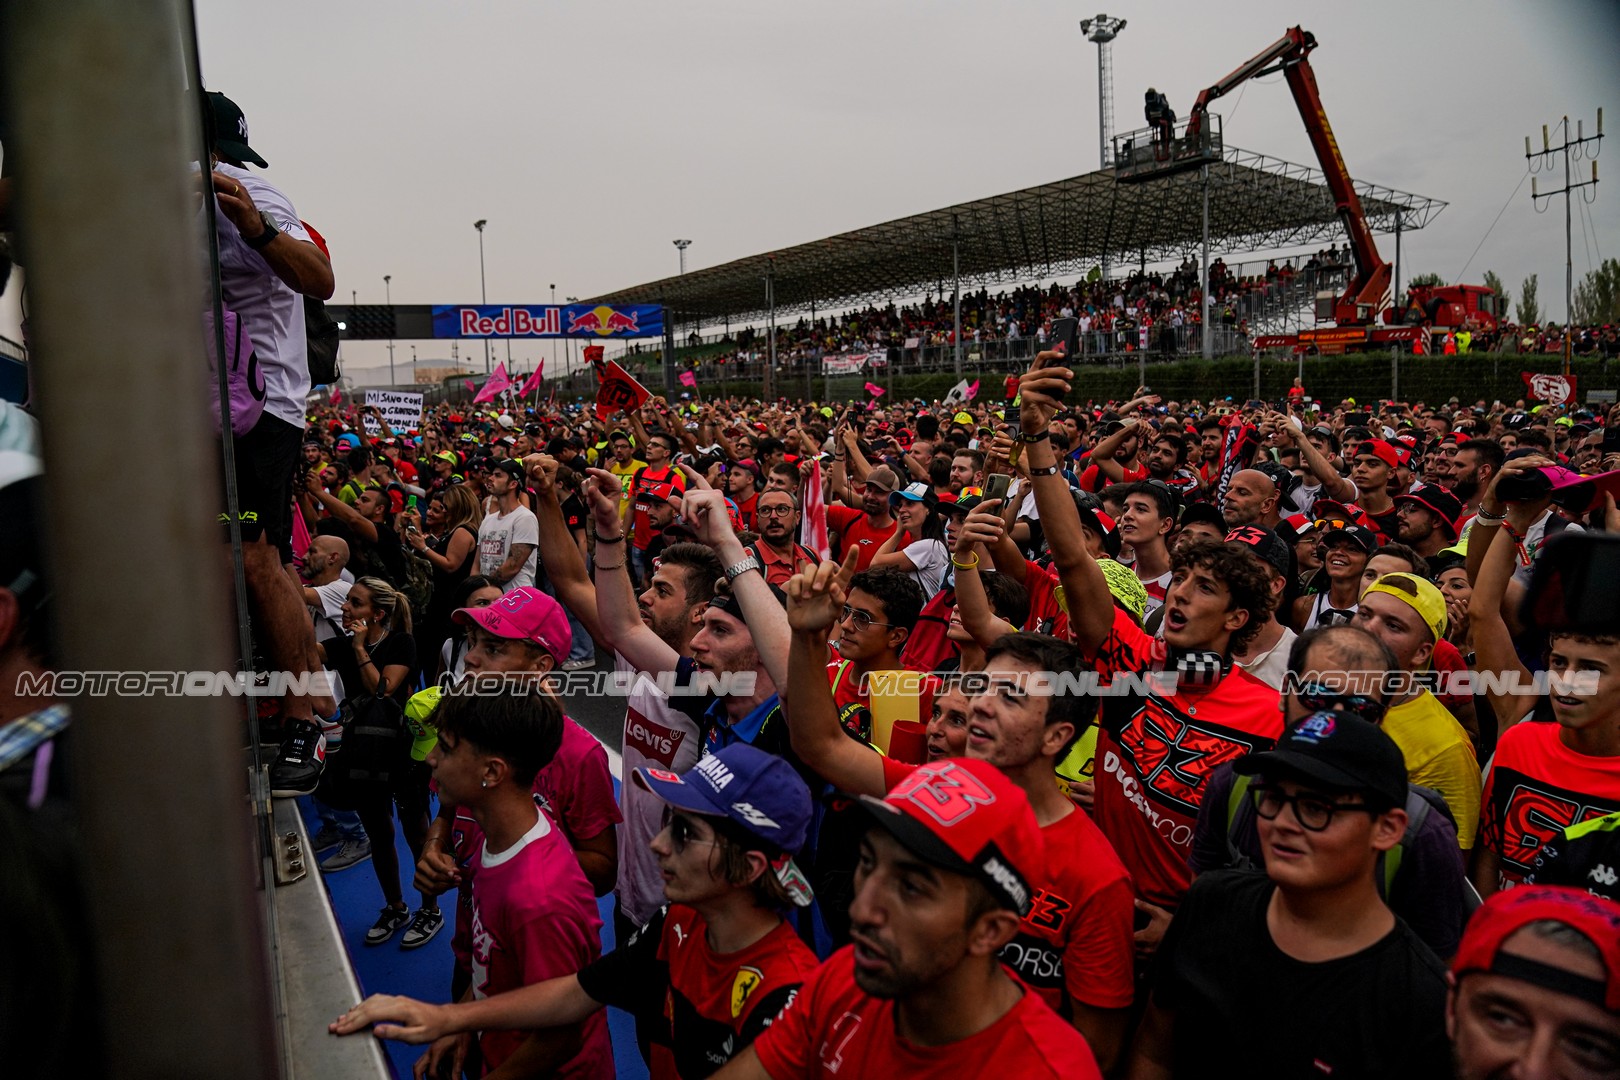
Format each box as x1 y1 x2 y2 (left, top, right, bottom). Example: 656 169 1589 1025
1357 439 1402 469
1452 885 1620 1012
855 758 1045 916
452 587 572 664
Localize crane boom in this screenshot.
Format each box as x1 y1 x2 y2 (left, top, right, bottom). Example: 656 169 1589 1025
1186 27 1391 325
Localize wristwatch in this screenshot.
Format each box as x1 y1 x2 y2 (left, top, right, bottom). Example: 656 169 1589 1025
723 553 762 584
245 211 280 250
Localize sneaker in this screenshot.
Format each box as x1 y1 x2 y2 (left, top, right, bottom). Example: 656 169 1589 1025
399 907 445 950
269 720 326 798
320 837 371 872
561 657 595 671
309 824 345 853
364 906 411 946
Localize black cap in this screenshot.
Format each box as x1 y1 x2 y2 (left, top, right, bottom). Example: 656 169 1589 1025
1225 524 1292 580
491 459 525 482
1236 711 1408 808
206 92 269 168
1179 500 1227 534
1319 522 1379 554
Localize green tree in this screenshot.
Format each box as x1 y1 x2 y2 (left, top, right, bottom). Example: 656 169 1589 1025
1517 273 1541 326
1408 272 1447 288
1482 270 1510 317
1572 258 1620 326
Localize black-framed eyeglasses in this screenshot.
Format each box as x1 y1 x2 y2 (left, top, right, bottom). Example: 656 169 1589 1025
1250 784 1377 831
660 806 721 854
840 604 897 632
758 505 796 518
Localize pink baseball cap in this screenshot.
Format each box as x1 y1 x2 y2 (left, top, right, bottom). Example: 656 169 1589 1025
452 587 572 663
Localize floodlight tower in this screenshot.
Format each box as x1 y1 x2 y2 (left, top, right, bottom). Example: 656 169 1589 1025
1081 14 1125 286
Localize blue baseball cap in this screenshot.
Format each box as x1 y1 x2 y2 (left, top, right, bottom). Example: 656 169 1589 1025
633 743 814 906
336 433 360 450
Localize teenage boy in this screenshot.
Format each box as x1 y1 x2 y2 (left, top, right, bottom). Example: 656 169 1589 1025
1128 713 1452 1078
1017 356 1284 957
401 690 614 1079
334 744 821 1080
783 553 1136 1069
712 758 1103 1080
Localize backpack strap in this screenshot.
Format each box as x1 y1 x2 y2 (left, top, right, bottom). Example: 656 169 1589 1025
1376 786 1436 901
1224 773 1258 871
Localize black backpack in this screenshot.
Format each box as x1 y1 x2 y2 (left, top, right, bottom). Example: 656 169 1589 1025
305 296 341 386
317 690 410 809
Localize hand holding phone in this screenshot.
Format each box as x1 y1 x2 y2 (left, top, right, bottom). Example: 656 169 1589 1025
1048 318 1079 404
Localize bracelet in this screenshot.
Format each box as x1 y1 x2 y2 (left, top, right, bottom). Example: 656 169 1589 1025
595 531 626 544
950 553 981 570
1028 463 1060 477
1473 507 1507 523
1019 430 1051 444
594 561 626 573
361 658 376 668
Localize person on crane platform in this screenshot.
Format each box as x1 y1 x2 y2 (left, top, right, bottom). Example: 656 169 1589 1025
1145 88 1176 151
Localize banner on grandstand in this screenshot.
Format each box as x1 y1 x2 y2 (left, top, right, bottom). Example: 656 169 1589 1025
1522 372 1577 406
363 390 424 433
431 304 664 339
820 351 887 375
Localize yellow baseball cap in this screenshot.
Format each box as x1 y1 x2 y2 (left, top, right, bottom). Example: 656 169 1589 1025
1363 572 1447 642
953 411 975 426
404 686 442 761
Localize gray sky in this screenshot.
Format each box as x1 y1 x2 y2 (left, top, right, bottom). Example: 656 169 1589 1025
18 0 1616 379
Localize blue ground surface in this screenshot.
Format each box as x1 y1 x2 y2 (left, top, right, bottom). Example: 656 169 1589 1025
300 785 649 1080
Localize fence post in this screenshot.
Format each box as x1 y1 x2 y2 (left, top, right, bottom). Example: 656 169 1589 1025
1391 347 1400 403
1253 350 1261 401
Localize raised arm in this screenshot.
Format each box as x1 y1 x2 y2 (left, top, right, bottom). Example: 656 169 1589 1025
783 552 885 796
583 467 680 673
1018 356 1115 655
1467 458 1551 735
525 455 608 650
1089 418 1150 485
303 470 377 544
686 484 790 693
952 500 1020 644
1272 412 1355 503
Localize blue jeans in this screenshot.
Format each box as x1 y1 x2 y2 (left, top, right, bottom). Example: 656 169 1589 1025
316 802 366 840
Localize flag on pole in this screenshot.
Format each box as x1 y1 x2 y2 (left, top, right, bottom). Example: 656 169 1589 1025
473 362 511 404
463 379 475 393
965 379 980 400
679 370 698 388
594 360 651 421
329 387 341 406
865 382 886 397
801 456 830 559
518 362 545 398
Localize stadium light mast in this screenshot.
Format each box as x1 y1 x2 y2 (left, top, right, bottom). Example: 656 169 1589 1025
474 219 489 374
1081 14 1125 286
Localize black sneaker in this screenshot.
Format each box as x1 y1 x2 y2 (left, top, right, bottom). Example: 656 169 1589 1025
268 720 326 798
399 908 445 950
364 906 410 946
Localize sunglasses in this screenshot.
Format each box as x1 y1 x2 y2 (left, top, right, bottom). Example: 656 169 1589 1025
840 604 898 632
660 806 721 854
1294 682 1387 723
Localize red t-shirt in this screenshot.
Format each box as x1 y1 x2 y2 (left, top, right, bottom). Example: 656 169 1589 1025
1021 559 1071 642
1079 462 1147 494
901 589 959 673
753 946 1101 1080
1478 720 1620 889
1085 607 1284 908
734 492 759 534
828 504 899 571
1430 638 1473 719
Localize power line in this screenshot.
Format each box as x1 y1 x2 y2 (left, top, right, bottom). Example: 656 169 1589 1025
1455 167 1529 284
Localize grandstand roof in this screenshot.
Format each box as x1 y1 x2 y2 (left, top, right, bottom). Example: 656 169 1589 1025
584 145 1445 324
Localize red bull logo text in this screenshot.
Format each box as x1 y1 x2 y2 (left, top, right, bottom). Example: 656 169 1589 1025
458 307 562 337
432 302 662 340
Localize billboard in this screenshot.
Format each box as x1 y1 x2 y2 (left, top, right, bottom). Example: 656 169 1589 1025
431 303 664 339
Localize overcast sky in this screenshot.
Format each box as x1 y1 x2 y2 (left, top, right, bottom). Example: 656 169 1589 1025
13 0 1616 379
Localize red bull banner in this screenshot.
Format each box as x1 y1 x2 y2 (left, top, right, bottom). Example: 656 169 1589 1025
431 303 664 339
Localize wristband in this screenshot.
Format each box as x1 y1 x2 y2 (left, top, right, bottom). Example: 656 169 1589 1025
1473 507 1507 523
1019 430 1051 444
595 531 626 544
950 553 981 570
1028 463 1060 477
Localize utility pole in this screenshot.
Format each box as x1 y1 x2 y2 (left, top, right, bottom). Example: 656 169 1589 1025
474 219 489 374
550 283 557 384
674 239 692 346
383 274 394 386
1528 110 1603 375
1081 14 1126 289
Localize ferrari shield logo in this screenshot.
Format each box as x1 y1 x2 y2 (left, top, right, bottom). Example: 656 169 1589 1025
730 966 764 1019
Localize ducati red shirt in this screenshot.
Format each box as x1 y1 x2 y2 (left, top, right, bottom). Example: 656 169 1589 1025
1022 558 1071 642
827 504 900 571
1084 606 1284 909
1478 720 1620 889
1079 462 1147 494
753 946 1100 1079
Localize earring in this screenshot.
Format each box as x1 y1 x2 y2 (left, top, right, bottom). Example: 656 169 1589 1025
481 780 488 788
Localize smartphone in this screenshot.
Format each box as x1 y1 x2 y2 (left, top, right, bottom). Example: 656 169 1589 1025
1526 534 1620 634
1603 426 1620 455
983 473 1013 504
1049 318 1079 402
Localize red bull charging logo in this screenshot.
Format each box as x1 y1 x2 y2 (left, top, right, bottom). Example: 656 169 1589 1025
568 305 642 336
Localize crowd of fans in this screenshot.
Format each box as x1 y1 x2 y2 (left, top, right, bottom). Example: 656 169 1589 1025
5 93 1620 1080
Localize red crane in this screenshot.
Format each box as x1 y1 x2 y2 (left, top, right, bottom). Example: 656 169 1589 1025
1184 27 1392 327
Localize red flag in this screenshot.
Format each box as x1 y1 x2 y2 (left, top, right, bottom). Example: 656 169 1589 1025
801 456 830 559
473 362 511 404
1215 414 1260 510
1522 372 1576 406
594 359 650 421
865 381 886 397
329 387 341 406
518 362 545 398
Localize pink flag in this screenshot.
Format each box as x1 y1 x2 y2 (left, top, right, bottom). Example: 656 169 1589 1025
473 362 511 404
518 361 545 398
463 379 475 393
864 382 886 397
800 456 830 559
965 379 980 401
679 370 697 388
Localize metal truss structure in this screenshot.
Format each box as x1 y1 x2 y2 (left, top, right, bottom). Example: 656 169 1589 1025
584 144 1445 325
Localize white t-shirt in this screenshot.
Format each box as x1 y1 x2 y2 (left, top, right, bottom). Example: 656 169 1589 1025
902 538 950 598
1237 626 1298 690
212 162 314 428
478 503 540 590
615 653 703 926
307 578 352 702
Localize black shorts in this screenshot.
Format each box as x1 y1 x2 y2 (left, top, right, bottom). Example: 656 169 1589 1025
221 414 302 563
